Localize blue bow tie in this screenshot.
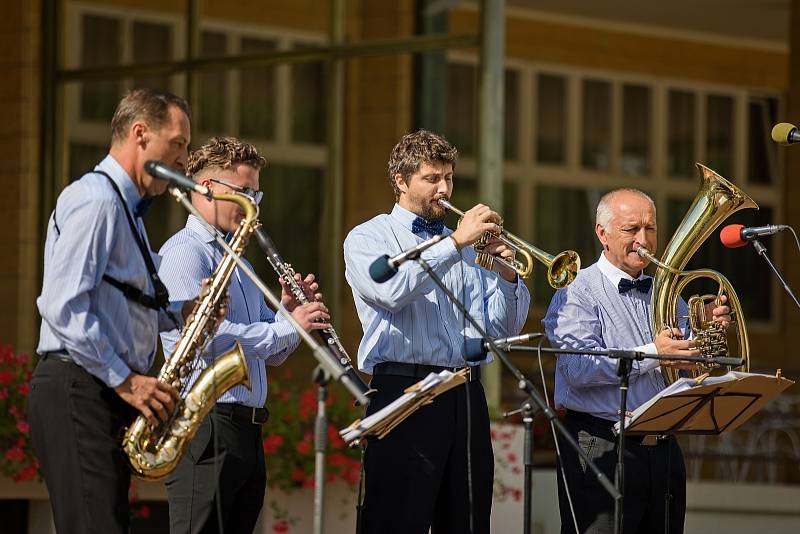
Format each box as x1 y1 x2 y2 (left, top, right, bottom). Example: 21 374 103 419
411 217 445 236
618 277 652 294
134 197 154 218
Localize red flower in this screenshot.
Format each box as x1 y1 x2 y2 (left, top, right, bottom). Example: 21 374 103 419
0 388 8 400
16 353 30 365
18 382 29 396
291 467 306 483
262 434 284 455
507 452 517 463
0 371 12 385
13 463 38 482
273 520 290 533
296 439 311 455
16 421 29 434
5 447 25 461
327 425 344 447
298 389 316 419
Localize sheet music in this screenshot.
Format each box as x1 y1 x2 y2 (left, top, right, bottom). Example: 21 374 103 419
614 371 782 434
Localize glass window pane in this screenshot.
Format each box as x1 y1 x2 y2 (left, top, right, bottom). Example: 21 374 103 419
505 70 519 161
666 198 772 321
668 90 696 177
80 14 122 121
197 31 228 133
534 185 602 304
446 62 476 157
239 38 277 140
706 94 734 177
621 84 651 176
581 80 611 171
291 50 325 144
747 96 779 185
536 73 566 165
131 21 172 91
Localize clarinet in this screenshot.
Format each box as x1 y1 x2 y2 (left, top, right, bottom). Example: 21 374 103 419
253 225 374 403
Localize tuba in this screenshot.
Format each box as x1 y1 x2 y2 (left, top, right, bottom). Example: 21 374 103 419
122 191 258 480
438 198 580 288
636 163 756 385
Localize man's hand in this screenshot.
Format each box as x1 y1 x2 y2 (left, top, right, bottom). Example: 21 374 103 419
654 327 699 370
114 373 180 427
291 301 330 332
449 204 502 250
280 272 322 312
705 294 731 330
479 237 518 282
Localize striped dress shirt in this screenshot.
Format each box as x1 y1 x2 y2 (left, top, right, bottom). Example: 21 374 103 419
343 203 531 374
543 253 690 421
158 215 299 408
37 155 183 388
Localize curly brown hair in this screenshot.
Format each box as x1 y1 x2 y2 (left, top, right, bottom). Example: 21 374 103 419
387 129 458 201
187 136 267 178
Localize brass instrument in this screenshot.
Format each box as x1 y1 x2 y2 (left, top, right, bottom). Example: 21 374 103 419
437 198 580 288
637 163 755 385
122 191 258 480
253 226 375 403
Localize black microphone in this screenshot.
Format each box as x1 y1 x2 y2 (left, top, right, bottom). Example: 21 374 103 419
771 122 800 145
369 235 445 283
144 160 210 196
720 223 788 248
464 333 545 362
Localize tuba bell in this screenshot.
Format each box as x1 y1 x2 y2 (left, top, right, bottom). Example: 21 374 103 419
637 163 756 385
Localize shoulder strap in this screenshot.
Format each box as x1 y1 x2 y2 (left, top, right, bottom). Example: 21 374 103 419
94 170 175 321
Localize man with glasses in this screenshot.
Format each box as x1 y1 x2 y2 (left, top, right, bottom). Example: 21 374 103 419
158 136 330 533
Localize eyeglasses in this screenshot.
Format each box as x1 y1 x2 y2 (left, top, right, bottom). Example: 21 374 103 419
209 178 263 205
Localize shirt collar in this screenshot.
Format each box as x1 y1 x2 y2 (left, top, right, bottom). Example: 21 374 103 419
597 252 648 287
96 154 146 216
186 214 218 244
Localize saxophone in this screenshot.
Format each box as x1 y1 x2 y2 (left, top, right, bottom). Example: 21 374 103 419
123 191 259 480
253 226 374 403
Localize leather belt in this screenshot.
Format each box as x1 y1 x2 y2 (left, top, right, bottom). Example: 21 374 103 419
372 362 481 382
213 403 270 425
41 351 74 364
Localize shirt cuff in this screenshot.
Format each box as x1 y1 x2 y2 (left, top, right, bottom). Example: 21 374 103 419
634 343 660 373
104 356 133 388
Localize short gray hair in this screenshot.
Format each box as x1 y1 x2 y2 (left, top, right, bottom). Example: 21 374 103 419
595 188 655 228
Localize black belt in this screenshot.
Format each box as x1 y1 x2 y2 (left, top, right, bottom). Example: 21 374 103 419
40 350 74 364
565 410 671 447
213 403 270 425
372 362 481 382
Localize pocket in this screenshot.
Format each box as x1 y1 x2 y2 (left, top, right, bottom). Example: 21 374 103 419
577 429 615 476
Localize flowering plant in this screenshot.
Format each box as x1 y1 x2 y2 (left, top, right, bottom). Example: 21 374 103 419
263 367 363 492
0 345 38 482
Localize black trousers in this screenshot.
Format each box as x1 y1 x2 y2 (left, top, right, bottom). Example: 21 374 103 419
556 411 686 534
28 357 137 534
166 408 266 534
361 374 493 534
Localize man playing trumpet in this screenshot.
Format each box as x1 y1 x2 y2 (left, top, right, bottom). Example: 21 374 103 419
343 129 531 534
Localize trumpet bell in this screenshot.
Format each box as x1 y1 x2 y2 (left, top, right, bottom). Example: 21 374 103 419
548 250 581 288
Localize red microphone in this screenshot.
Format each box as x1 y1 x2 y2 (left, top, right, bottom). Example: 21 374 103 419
720 223 788 248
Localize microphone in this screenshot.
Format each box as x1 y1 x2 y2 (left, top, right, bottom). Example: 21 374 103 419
720 223 788 248
771 122 800 145
369 235 444 283
144 160 210 196
464 333 545 362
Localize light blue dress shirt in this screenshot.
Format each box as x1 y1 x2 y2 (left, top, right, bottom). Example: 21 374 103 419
543 253 690 421
158 215 300 408
344 204 531 374
37 155 183 388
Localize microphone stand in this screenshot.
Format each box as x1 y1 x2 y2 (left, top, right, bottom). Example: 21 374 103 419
408 254 621 534
751 238 800 310
168 188 370 534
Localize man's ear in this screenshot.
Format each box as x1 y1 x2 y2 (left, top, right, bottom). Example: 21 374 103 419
393 173 408 196
595 223 608 251
131 122 147 148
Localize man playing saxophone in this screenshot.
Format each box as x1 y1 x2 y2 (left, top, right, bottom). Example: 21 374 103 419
543 189 731 534
158 136 329 533
30 89 193 534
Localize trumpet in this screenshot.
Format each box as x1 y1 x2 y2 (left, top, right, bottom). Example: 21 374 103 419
437 198 580 288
